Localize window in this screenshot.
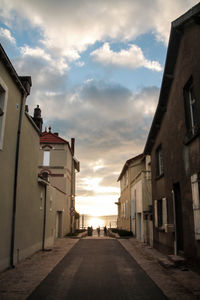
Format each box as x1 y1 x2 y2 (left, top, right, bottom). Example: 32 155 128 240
0 81 8 150
156 145 163 177
154 198 167 229
184 77 200 139
130 188 136 218
43 151 50 166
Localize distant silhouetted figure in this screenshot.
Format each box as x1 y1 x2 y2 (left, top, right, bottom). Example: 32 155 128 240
104 226 107 236
97 226 100 237
88 226 93 236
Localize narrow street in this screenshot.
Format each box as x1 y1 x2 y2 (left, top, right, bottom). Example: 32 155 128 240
27 237 167 300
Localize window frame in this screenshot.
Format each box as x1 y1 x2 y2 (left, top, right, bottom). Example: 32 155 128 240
43 150 50 166
156 145 164 178
183 76 200 142
0 78 8 150
154 198 167 230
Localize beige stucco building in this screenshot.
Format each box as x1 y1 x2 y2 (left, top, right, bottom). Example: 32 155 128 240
117 154 153 245
0 44 80 272
39 128 80 235
0 44 48 270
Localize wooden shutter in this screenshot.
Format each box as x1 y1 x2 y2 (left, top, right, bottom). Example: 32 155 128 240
154 200 158 228
162 197 167 228
191 174 200 240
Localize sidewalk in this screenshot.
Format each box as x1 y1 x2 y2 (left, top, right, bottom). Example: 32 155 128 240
0 238 78 300
120 238 200 299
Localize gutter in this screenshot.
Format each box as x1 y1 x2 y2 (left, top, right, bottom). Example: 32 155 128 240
10 92 25 268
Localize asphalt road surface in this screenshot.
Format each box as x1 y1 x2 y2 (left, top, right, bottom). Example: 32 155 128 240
28 239 167 300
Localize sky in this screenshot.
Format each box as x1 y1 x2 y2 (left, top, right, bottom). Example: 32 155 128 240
0 0 198 216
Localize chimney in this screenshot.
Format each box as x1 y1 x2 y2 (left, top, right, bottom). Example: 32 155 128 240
54 132 59 136
19 76 32 95
71 138 75 156
32 105 43 132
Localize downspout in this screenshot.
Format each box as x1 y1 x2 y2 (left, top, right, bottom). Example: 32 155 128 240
172 189 177 255
70 138 75 234
70 158 74 234
42 184 47 250
10 91 26 268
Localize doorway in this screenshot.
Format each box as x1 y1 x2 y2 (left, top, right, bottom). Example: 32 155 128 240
137 213 142 241
173 183 184 253
56 211 62 238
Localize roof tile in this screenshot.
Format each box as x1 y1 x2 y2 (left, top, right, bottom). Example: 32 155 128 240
40 131 68 144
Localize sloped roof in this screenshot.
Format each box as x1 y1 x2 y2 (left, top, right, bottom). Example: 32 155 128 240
117 153 144 182
0 43 31 95
144 3 200 154
40 130 68 144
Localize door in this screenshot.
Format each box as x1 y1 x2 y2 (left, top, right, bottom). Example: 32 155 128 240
173 183 184 253
137 213 142 241
56 211 62 238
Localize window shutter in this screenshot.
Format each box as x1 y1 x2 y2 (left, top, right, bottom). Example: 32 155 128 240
154 200 158 228
191 174 200 209
162 197 167 228
131 199 135 218
191 174 200 240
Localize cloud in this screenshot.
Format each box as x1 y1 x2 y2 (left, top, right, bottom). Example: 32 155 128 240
1 0 195 215
20 45 69 74
91 43 162 71
30 79 159 208
0 0 197 58
0 27 16 45
75 61 85 67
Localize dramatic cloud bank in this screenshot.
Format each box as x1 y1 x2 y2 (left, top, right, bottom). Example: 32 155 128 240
0 0 197 215
0 0 197 56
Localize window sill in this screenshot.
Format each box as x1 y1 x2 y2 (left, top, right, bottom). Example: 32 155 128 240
155 173 164 180
184 130 200 145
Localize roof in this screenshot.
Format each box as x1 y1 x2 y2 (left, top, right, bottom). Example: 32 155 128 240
144 3 200 154
0 43 31 95
117 153 144 182
40 129 68 144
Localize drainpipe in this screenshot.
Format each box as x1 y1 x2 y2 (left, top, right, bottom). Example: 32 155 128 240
42 184 47 250
172 190 177 255
70 138 75 234
10 92 25 268
70 159 74 234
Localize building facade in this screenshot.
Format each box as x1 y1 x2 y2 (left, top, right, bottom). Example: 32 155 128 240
0 44 49 270
117 154 153 245
144 3 200 263
39 128 80 235
0 43 80 272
